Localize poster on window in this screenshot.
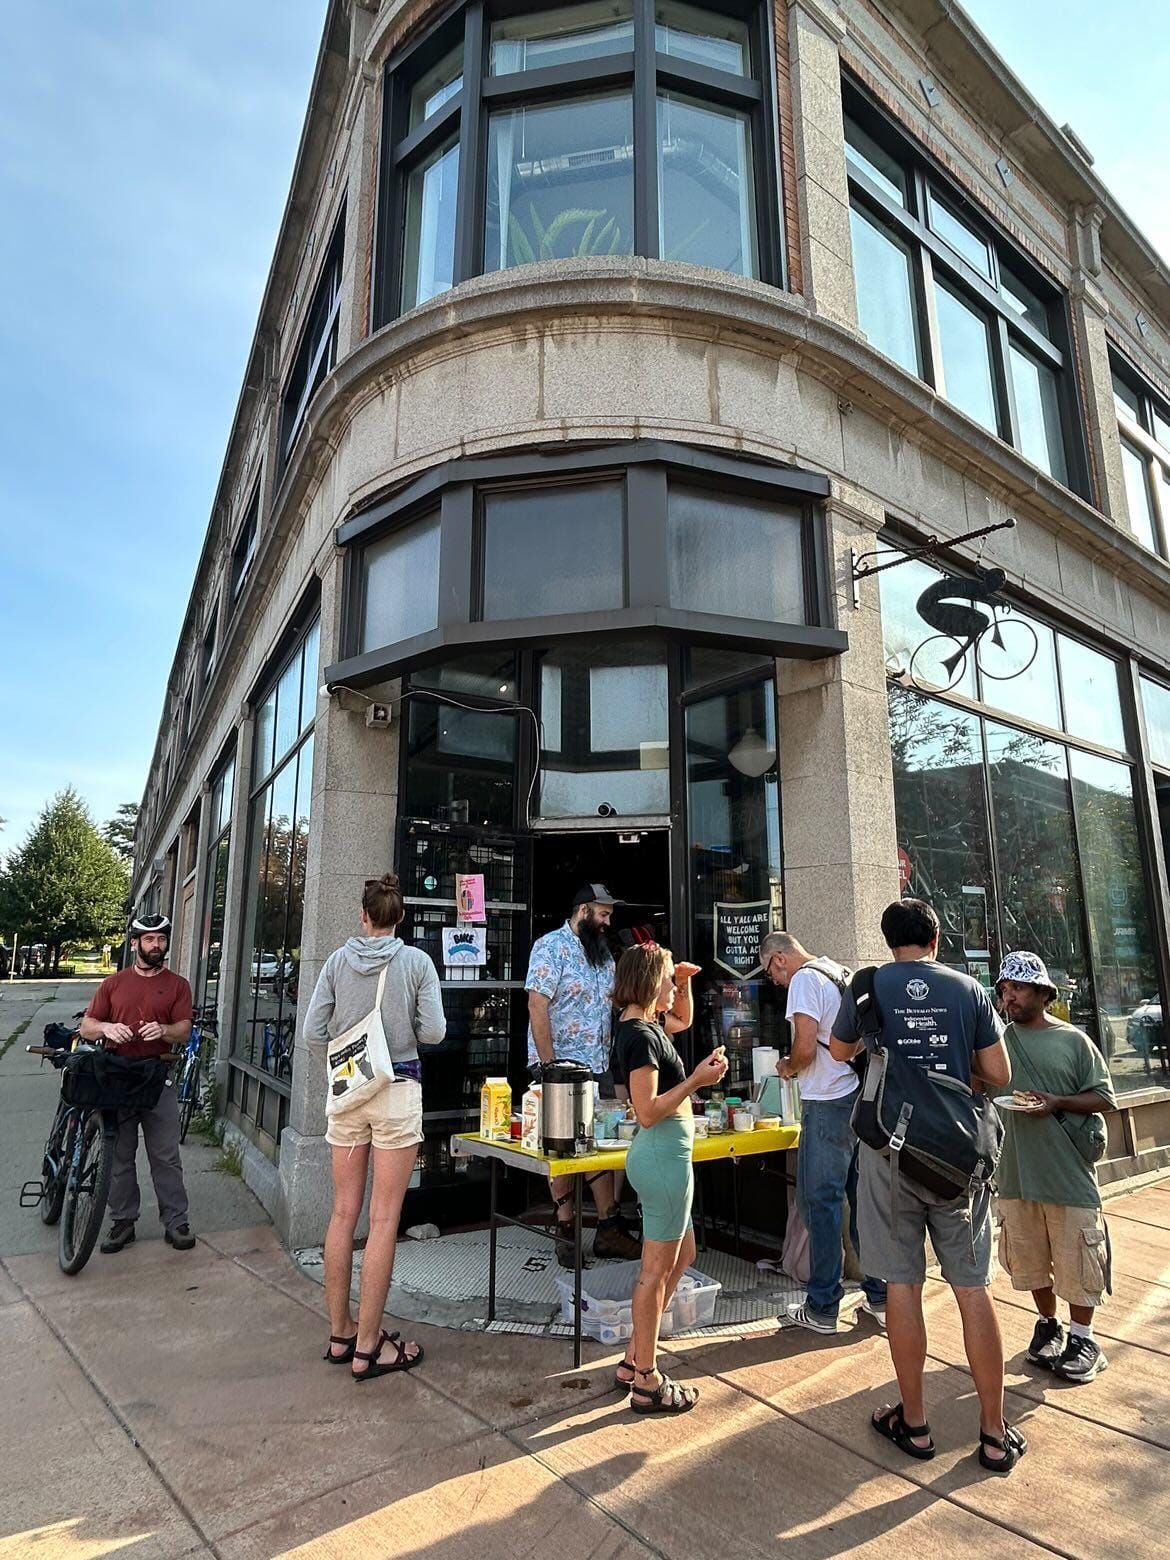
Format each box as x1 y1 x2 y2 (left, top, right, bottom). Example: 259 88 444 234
455 873 486 923
713 901 770 979
442 926 488 966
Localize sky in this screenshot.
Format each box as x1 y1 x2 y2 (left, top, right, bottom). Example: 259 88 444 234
0 1 1167 859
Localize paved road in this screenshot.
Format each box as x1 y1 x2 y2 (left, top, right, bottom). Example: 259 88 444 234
3 982 1169 1557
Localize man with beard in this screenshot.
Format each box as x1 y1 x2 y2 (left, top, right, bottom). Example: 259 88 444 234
526 885 641 1266
80 912 196 1253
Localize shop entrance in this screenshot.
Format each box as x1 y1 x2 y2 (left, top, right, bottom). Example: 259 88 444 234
531 829 672 949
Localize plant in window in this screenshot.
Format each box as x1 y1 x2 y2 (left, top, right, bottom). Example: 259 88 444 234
505 202 630 264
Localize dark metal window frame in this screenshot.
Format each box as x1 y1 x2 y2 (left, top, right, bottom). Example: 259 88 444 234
842 77 1089 499
1111 351 1170 559
229 488 261 607
373 0 785 328
328 440 840 687
195 743 237 1013
280 204 347 467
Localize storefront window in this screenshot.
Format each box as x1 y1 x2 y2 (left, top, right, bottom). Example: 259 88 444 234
657 93 757 275
981 612 1061 734
196 751 235 1015
878 546 975 697
667 484 805 623
1070 751 1166 1091
405 694 517 828
360 513 440 652
1058 636 1125 753
539 643 669 816
481 482 624 619
1141 675 1170 768
888 685 996 978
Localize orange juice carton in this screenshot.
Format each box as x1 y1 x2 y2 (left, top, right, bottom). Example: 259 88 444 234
480 1077 512 1140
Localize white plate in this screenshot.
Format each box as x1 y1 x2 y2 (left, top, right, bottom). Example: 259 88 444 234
992 1095 1044 1113
594 1138 628 1149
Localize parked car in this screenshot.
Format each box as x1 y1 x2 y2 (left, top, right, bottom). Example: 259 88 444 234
252 951 281 983
1127 997 1164 1061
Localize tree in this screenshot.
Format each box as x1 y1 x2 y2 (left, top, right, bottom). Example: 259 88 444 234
102 802 139 863
0 789 129 973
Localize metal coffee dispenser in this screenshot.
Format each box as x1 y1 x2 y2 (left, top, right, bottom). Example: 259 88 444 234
540 1061 595 1155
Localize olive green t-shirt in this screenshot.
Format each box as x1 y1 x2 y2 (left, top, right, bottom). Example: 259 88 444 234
997 1021 1115 1209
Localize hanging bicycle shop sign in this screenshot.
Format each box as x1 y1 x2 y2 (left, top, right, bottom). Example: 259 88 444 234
849 519 1038 692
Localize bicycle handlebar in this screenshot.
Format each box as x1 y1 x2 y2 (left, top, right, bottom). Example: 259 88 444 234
27 1046 184 1064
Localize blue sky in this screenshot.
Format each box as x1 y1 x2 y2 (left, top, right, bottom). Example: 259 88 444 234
0 1 1166 857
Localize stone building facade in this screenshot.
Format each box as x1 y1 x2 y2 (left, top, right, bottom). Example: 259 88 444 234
135 0 1170 1245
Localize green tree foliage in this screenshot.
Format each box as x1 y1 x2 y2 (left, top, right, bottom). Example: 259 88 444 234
0 789 128 970
102 801 139 862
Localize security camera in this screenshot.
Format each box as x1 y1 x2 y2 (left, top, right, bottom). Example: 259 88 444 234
597 802 617 818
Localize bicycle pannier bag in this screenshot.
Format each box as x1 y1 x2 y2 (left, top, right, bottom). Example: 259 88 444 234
326 963 395 1117
61 1052 170 1113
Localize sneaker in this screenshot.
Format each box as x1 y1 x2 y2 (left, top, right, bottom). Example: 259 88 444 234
784 1301 838 1335
593 1222 642 1261
165 1223 196 1251
1026 1315 1065 1370
100 1219 136 1254
860 1297 887 1327
1054 1334 1108 1383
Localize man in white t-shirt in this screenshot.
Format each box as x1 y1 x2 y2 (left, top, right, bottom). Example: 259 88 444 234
761 931 887 1334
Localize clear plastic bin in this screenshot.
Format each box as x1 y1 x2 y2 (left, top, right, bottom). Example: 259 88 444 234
554 1260 721 1343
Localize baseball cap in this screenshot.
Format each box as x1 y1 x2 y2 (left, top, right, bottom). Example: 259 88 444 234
996 950 1058 997
572 882 621 909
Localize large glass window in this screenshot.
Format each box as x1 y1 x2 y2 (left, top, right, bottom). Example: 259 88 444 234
843 92 1079 490
667 483 805 623
281 211 345 465
360 512 441 652
481 481 624 619
1120 437 1160 554
539 643 669 815
234 620 319 1097
1112 359 1170 558
1058 635 1125 753
406 694 517 828
376 0 778 324
196 752 235 1016
1141 675 1170 769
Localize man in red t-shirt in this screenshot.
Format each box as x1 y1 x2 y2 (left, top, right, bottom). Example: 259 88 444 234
81 912 196 1253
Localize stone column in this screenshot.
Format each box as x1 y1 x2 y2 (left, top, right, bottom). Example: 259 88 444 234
778 481 898 968
785 0 858 330
1069 204 1129 526
278 553 403 1249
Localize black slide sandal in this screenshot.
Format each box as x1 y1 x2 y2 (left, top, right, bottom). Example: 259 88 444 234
323 1334 358 1364
870 1403 936 1460
979 1424 1028 1474
353 1329 424 1381
630 1371 699 1414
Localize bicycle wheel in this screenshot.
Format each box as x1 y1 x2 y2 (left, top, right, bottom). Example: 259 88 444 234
908 633 970 692
59 1112 114 1275
40 1101 73 1226
975 614 1038 681
179 1060 201 1143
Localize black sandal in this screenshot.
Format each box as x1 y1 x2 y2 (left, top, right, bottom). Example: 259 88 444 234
630 1369 699 1414
614 1357 636 1392
352 1329 424 1381
323 1334 358 1364
978 1423 1028 1474
870 1403 936 1460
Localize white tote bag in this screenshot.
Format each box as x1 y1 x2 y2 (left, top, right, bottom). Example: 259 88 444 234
326 964 395 1118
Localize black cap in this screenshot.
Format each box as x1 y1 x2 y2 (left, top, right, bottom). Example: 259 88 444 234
572 882 621 909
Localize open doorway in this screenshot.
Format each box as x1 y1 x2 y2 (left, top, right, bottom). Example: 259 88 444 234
532 829 671 950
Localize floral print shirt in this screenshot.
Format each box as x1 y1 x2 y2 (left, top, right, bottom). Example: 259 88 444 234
525 922 615 1075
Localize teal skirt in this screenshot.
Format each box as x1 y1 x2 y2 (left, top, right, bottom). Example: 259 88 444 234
625 1113 694 1243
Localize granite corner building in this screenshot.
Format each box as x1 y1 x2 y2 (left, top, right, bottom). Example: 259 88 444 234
136 0 1170 1243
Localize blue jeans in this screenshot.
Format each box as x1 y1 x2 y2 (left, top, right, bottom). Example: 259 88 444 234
796 1095 886 1320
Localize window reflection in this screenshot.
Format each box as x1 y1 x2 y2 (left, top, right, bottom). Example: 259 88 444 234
481 481 624 620
657 93 757 275
1057 637 1125 753
1120 439 1159 552
667 484 804 623
360 514 441 652
402 140 459 310
489 1 634 74
1010 345 1066 484
1141 676 1170 769
849 205 920 376
935 283 997 432
655 2 749 74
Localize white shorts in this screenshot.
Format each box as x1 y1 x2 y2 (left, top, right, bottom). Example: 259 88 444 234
325 1079 423 1151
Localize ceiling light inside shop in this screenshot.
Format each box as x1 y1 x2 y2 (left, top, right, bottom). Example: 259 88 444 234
727 726 776 777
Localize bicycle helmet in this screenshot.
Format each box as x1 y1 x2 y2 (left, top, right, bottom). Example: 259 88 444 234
130 912 172 938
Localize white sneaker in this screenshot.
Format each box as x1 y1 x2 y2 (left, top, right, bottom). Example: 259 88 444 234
860 1298 887 1327
784 1301 838 1335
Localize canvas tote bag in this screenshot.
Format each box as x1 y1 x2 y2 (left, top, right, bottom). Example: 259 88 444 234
326 964 395 1117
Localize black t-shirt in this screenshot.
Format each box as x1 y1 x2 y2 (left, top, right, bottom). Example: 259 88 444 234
832 959 1002 1082
611 1018 687 1091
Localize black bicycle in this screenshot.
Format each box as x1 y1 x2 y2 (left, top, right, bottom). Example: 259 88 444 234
177 1008 217 1144
22 1033 179 1275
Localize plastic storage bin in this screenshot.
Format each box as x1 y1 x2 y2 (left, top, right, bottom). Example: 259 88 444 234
554 1260 721 1343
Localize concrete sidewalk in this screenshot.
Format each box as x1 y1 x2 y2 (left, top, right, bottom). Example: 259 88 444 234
3 995 1169 1556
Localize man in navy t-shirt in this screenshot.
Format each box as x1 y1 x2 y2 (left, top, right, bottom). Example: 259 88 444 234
830 900 1023 1474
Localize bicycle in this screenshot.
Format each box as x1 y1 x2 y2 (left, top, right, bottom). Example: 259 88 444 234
177 1009 217 1144
21 1040 180 1275
906 576 1038 694
261 1014 296 1081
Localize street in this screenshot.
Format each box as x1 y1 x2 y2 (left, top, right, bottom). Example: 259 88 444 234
2 983 1169 1558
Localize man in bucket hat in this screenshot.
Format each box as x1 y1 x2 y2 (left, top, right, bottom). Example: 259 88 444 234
995 951 1116 1383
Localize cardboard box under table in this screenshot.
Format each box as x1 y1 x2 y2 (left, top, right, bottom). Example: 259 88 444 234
452 1126 799 1367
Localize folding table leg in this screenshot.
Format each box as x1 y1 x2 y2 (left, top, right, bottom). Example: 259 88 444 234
732 1157 741 1258
573 1176 584 1370
488 1156 498 1324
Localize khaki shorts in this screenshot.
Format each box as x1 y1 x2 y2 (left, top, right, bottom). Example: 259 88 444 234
857 1144 993 1289
325 1079 423 1152
997 1199 1109 1307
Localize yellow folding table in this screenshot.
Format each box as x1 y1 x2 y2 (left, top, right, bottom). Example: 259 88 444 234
452 1125 799 1366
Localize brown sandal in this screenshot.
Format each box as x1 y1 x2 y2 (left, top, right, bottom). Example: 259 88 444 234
353 1329 424 1381
323 1333 358 1364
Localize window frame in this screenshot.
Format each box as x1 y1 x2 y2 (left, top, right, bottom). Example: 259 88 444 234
372 0 783 328
230 490 260 607
842 78 1088 497
1111 353 1170 558
280 206 347 467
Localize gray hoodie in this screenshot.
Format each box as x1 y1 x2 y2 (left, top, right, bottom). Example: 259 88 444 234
302 935 446 1065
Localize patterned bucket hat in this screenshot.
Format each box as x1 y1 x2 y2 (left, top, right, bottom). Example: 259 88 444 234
996 950 1058 996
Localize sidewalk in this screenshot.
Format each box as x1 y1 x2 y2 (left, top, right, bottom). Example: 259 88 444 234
3 996 1169 1557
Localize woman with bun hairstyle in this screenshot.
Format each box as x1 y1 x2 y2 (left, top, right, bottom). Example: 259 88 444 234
611 943 727 1413
303 873 446 1379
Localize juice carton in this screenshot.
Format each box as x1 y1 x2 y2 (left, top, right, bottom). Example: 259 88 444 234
520 1085 542 1151
480 1077 512 1140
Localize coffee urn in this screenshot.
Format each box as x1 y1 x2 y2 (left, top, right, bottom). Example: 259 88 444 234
540 1061 595 1155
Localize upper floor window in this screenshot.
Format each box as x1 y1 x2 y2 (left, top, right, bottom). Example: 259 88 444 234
200 608 218 691
1112 357 1170 558
230 491 259 603
374 0 780 327
281 208 346 465
842 82 1081 495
